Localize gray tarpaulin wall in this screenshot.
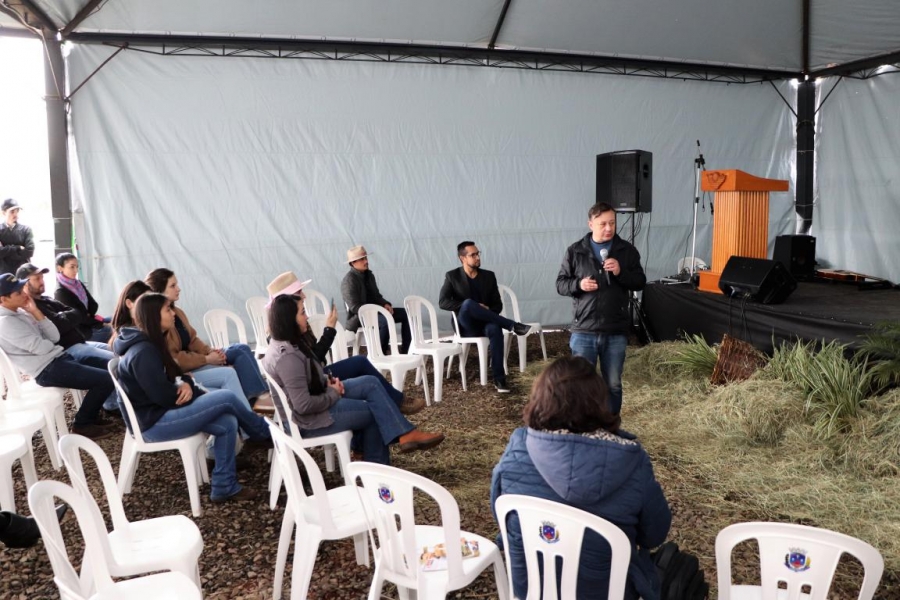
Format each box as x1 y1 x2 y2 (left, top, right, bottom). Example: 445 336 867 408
66 45 797 331
815 74 900 281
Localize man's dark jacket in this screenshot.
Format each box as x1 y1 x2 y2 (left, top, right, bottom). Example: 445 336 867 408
33 295 88 349
341 268 390 331
438 267 502 314
556 233 645 335
0 223 34 275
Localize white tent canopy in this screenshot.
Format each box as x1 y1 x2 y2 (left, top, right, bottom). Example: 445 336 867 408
1 0 898 333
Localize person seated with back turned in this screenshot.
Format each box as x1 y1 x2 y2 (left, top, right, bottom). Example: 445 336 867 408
438 240 531 394
341 245 412 355
0 273 115 440
491 356 671 600
53 253 112 344
263 293 443 464
269 271 426 415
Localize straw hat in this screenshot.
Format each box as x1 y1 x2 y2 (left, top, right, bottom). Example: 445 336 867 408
346 245 370 264
266 271 311 300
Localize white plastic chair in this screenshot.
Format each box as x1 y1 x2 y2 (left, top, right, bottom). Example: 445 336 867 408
715 521 884 600
344 301 365 356
264 373 352 510
0 345 69 470
348 462 509 600
203 308 249 348
245 296 269 356
495 494 631 600
107 357 210 518
447 310 493 386
0 432 37 512
358 304 430 404
0 409 43 498
58 434 204 590
268 420 369 600
303 287 331 316
499 284 548 373
404 295 466 404
28 479 202 600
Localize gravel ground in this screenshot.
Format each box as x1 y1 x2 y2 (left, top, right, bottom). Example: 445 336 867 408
2 331 891 598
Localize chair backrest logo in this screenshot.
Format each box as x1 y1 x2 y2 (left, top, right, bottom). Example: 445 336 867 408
540 521 560 544
785 548 811 572
378 484 394 504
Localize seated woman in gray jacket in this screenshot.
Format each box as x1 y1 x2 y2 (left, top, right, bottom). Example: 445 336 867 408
262 294 444 464
491 356 671 600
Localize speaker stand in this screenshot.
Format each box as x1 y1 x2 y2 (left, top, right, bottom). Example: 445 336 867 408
689 144 706 277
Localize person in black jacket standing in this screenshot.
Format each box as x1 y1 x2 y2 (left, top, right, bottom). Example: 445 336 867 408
439 241 531 394
556 203 646 414
0 199 34 275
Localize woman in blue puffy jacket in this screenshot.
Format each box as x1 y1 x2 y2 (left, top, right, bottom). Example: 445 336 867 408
491 356 671 600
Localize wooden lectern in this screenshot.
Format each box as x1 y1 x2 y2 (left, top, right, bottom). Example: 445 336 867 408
697 170 789 294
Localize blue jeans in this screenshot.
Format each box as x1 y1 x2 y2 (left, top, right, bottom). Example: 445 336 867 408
378 307 411 355
223 343 268 398
301 375 414 465
457 299 515 385
324 355 403 409
36 353 114 427
191 365 250 406
89 324 113 343
141 389 271 501
569 332 628 414
64 342 119 410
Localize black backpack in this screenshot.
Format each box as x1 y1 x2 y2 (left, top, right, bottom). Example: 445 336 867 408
652 542 709 600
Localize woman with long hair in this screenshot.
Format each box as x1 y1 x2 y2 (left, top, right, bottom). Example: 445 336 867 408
491 356 671 600
262 294 444 464
266 271 426 415
53 252 111 343
109 280 152 343
113 293 271 503
145 268 271 410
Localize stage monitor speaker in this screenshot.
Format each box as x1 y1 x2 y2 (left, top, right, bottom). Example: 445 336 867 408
773 234 816 277
596 150 652 213
718 256 797 304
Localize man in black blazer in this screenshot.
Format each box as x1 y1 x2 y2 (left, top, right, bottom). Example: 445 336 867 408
439 241 530 393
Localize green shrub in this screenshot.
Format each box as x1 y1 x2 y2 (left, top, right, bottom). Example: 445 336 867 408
860 321 900 391
663 333 718 379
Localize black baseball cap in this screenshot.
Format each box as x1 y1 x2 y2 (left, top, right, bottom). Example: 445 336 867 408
16 263 50 279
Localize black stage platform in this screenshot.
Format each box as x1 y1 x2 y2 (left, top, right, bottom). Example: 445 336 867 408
642 280 900 354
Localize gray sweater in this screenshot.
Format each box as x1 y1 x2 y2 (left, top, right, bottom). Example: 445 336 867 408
262 339 340 431
0 306 64 377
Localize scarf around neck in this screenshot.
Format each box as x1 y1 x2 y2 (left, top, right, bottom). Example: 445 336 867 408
57 273 89 308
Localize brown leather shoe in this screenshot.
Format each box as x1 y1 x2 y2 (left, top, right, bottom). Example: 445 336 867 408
252 392 276 415
210 486 259 504
398 429 445 454
399 396 426 416
72 423 113 441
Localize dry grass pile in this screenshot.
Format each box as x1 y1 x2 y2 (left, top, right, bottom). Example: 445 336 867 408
626 340 900 598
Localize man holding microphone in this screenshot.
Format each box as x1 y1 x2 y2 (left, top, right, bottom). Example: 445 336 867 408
556 202 646 415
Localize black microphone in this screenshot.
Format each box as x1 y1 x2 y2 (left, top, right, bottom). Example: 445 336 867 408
599 248 611 285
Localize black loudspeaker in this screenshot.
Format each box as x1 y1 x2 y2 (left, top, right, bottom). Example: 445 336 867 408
773 235 816 277
596 150 652 213
718 256 797 304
